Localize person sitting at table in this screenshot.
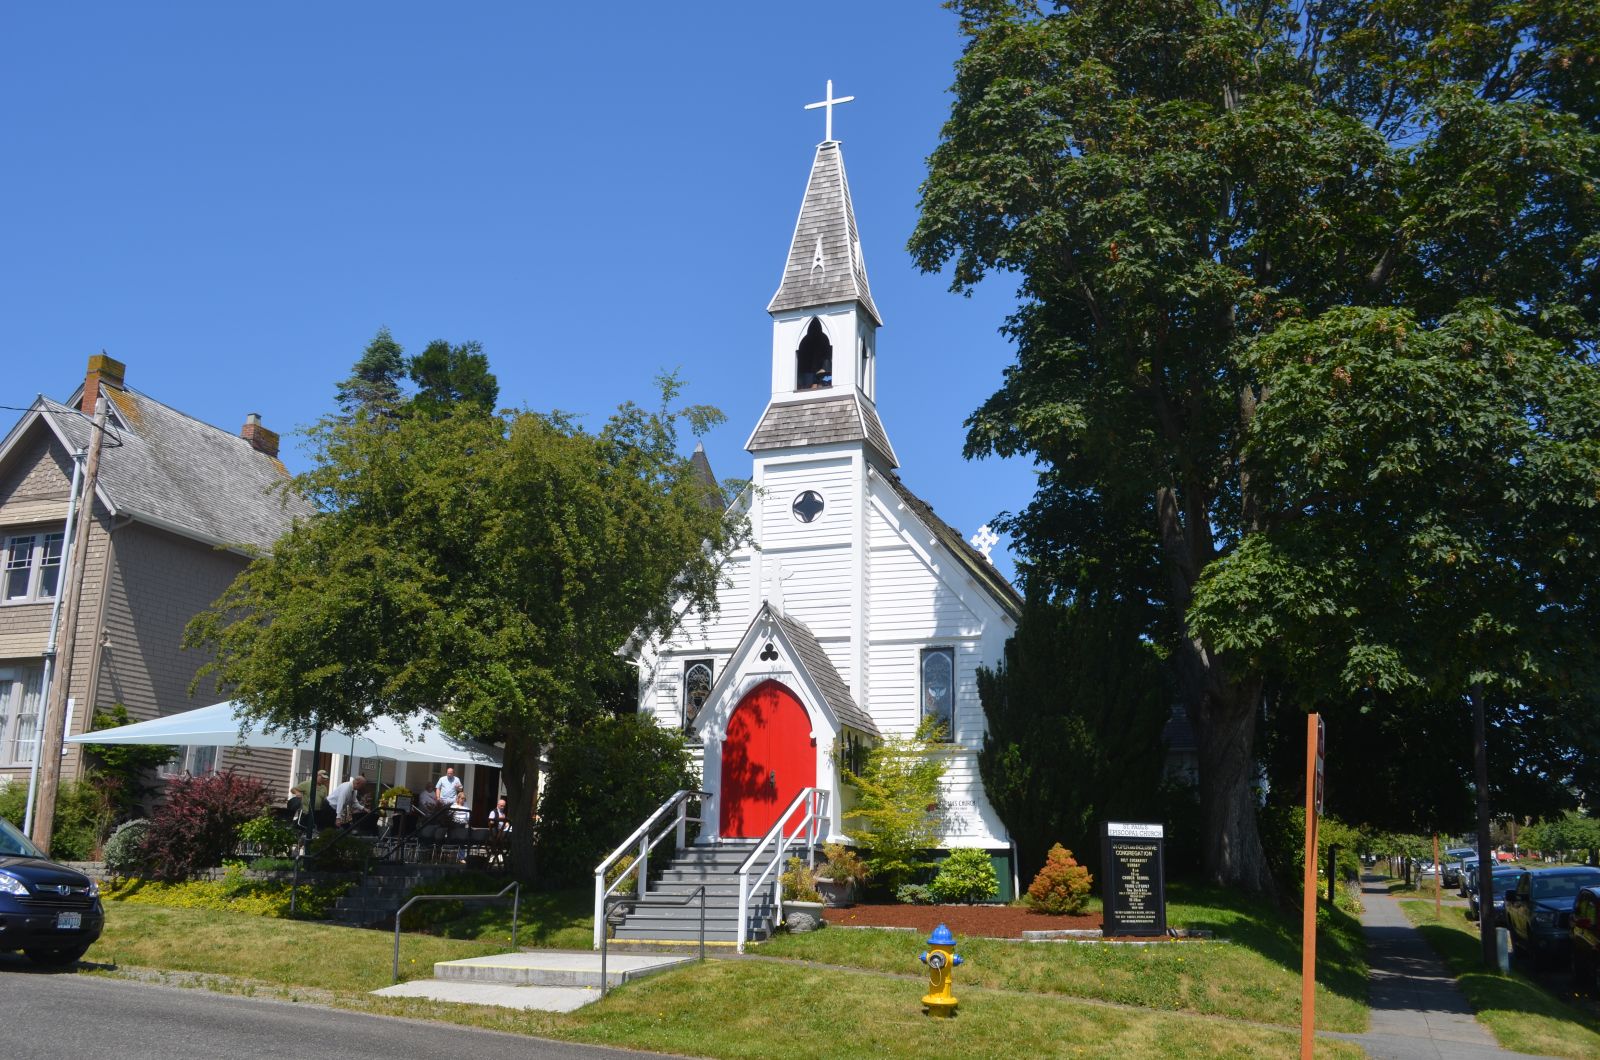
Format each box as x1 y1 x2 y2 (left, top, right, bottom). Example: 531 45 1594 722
487 796 511 833
449 790 471 862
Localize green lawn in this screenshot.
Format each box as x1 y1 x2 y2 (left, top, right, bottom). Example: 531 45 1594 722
85 904 1362 1058
762 883 1369 1033
1398 898 1600 1059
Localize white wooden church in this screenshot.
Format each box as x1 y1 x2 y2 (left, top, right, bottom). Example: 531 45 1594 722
630 93 1023 897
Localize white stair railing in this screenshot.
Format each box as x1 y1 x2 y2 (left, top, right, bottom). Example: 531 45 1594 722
593 788 709 950
735 787 828 952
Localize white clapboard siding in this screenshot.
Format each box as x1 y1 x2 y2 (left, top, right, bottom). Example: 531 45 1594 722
863 640 987 748
672 554 752 649
770 548 854 638
758 456 855 551
867 547 981 640
933 748 1011 847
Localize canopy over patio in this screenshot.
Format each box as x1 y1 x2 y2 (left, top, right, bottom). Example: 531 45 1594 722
65 700 501 767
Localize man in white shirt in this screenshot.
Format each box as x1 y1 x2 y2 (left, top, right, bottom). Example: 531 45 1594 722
328 775 368 825
434 766 463 804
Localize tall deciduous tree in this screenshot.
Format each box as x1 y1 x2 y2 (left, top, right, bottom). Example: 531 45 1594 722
912 0 1600 889
187 377 741 879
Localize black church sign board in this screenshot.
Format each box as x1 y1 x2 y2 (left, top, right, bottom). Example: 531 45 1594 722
1101 821 1167 937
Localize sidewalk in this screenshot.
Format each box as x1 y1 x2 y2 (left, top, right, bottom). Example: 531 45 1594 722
1332 874 1554 1059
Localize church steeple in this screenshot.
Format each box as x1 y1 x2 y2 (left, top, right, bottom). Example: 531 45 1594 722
767 140 882 326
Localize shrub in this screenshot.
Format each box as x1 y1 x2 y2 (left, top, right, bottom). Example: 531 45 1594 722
843 717 949 890
140 771 271 881
102 874 350 919
896 883 935 905
819 842 869 885
0 775 118 860
238 814 299 859
306 831 367 871
781 856 821 903
81 705 172 818
103 819 151 879
0 780 25 828
535 714 697 885
1027 844 1093 915
605 853 639 896
930 848 1000 904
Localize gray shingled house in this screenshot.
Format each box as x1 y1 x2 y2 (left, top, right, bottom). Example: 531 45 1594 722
0 355 308 802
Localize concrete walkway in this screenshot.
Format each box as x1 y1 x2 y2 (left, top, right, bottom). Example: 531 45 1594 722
1333 875 1552 1059
371 949 695 1012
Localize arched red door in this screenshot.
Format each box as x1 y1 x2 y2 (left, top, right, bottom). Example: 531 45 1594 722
719 680 816 838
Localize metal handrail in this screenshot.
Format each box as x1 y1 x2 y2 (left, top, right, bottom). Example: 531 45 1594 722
735 787 828 952
392 881 521 982
598 884 706 998
593 789 709 949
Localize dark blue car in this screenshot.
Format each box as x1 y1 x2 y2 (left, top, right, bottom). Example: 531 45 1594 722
0 817 104 967
1467 867 1524 925
1505 866 1600 969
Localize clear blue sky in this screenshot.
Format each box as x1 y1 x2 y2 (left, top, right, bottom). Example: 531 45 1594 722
1 3 1035 581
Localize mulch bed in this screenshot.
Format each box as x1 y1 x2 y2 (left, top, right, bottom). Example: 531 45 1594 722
822 903 1108 939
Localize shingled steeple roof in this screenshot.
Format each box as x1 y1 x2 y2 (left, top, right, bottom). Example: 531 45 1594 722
767 142 882 325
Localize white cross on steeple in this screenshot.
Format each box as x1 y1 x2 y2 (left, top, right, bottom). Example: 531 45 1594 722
804 79 855 143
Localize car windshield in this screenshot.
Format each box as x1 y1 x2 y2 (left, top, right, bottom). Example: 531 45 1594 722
1531 872 1600 900
0 817 46 858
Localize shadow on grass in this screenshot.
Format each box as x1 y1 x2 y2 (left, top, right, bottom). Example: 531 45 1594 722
1166 881 1369 1013
399 874 591 946
1414 916 1600 1033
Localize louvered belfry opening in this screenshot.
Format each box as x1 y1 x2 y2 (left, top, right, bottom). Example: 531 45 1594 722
795 318 833 390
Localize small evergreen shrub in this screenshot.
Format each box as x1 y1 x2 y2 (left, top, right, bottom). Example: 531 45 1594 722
141 771 271 881
104 818 151 879
238 814 299 858
895 883 935 905
929 847 1000 904
781 856 821 903
1027 843 1093 914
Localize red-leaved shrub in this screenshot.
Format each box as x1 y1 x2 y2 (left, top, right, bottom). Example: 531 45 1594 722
140 771 271 881
1027 843 1093 915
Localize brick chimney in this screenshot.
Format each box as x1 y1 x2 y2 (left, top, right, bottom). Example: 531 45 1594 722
241 412 280 458
82 353 126 413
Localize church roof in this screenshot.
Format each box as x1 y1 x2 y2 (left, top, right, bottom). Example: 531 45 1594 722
745 390 899 468
881 470 1023 620
767 142 882 325
17 389 310 553
764 603 879 737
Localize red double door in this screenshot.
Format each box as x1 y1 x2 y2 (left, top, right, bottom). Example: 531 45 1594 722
718 680 816 838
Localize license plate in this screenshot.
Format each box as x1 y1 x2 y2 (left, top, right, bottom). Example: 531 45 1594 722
56 911 81 930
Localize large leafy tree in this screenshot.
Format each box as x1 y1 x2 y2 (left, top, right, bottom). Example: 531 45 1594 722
187 378 741 878
913 0 1600 889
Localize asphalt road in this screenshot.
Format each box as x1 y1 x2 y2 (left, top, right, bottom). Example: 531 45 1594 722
1 962 665 1060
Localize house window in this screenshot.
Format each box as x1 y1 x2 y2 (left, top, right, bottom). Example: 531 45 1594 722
161 744 218 778
683 660 713 731
795 318 833 390
0 665 44 766
921 648 955 737
2 531 65 603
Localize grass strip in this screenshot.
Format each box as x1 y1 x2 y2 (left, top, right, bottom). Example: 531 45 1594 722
762 883 1368 1032
1397 898 1600 1059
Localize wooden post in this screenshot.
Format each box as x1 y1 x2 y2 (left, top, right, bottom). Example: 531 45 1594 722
32 396 108 854
1300 712 1322 1060
1327 844 1338 905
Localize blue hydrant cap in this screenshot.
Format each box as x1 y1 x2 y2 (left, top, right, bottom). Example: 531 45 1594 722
926 923 956 946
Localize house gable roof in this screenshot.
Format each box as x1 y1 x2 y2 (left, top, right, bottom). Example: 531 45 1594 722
5 389 312 553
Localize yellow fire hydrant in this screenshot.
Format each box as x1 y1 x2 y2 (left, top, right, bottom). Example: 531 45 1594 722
919 923 964 1017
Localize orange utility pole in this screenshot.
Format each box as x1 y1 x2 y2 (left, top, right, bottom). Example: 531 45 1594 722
1300 712 1324 1060
32 395 108 853
1433 834 1442 920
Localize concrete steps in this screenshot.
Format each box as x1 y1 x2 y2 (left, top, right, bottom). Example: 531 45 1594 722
370 949 694 1011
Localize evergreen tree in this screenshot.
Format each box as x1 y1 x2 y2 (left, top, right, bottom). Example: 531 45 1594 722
407 339 499 419
335 327 407 415
977 599 1172 879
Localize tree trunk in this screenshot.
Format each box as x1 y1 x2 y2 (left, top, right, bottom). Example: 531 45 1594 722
500 733 541 882
1195 679 1276 895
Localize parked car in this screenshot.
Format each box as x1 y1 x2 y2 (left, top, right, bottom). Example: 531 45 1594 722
0 817 104 967
1505 866 1600 969
1573 886 1600 996
1467 867 1524 925
1442 847 1476 888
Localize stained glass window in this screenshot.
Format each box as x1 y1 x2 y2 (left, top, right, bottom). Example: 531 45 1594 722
921 648 955 736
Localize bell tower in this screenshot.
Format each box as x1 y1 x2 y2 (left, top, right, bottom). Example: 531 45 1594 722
765 82 883 407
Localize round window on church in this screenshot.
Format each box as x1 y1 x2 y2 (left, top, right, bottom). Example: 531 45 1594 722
792 490 825 524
